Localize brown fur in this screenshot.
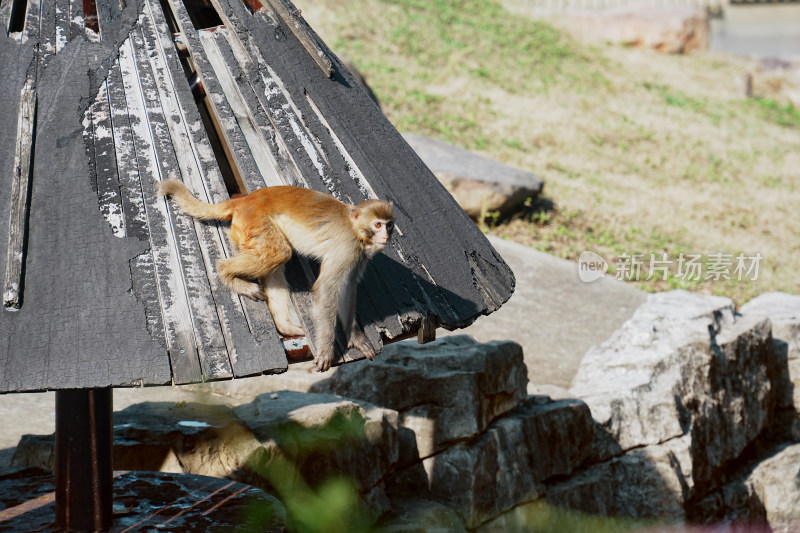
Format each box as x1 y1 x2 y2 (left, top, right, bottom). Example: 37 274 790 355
157 179 394 371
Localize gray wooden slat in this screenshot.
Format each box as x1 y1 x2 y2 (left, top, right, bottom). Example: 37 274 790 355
143 0 287 377
40 0 57 60
69 0 84 40
130 249 168 343
197 27 284 188
83 79 125 238
264 0 333 78
118 35 203 384
20 0 40 43
164 0 265 193
106 62 149 240
129 19 233 380
0 0 12 35
3 88 36 309
55 0 70 54
97 0 123 30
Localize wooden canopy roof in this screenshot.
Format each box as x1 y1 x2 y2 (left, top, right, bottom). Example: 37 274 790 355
0 0 515 392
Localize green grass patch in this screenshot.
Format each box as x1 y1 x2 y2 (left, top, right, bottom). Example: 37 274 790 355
750 97 800 128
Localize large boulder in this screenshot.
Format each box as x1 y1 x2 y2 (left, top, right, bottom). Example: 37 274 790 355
559 5 710 54
234 390 400 515
746 443 800 532
403 134 544 220
311 336 528 459
13 402 260 477
567 290 778 518
405 395 593 529
546 435 691 521
740 292 800 439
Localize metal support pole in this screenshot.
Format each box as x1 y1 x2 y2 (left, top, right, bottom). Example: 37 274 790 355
55 388 113 531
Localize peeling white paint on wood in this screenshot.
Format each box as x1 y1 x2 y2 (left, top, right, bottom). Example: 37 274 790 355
118 35 202 382
198 27 284 188
84 80 126 238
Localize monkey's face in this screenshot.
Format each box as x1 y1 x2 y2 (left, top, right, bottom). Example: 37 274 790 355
370 219 393 247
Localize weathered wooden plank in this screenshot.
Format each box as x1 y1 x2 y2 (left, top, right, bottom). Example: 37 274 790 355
103 59 170 351
0 0 13 35
97 0 123 31
204 0 308 188
164 0 265 193
3 88 36 309
129 19 233 381
143 0 287 376
69 0 85 40
83 80 125 238
118 35 203 384
106 62 148 240
14 0 40 43
55 0 70 54
197 27 284 187
40 0 57 60
264 0 333 78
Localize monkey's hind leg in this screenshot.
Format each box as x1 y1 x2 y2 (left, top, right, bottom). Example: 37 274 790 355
265 265 304 337
217 254 269 301
218 221 292 301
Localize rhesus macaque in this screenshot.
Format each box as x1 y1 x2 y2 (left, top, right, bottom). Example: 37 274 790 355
157 179 394 371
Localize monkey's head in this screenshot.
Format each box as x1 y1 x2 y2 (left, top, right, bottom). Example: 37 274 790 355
352 199 394 252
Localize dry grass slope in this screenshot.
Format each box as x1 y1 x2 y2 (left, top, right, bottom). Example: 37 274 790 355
299 0 800 303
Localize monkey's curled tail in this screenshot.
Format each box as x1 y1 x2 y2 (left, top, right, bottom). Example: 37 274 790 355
157 179 235 221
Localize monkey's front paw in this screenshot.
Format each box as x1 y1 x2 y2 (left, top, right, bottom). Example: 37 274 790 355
348 330 376 360
314 350 334 372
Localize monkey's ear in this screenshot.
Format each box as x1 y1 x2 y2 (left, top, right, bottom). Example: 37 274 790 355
351 208 360 220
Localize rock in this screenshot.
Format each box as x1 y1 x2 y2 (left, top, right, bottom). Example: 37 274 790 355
378 498 468 533
751 58 800 109
445 235 646 388
559 6 709 54
746 443 800 532
311 336 528 459
415 395 593 528
403 134 544 220
740 292 800 412
234 390 399 515
571 290 776 480
12 402 261 478
113 402 260 478
10 434 55 472
12 395 398 516
546 436 692 521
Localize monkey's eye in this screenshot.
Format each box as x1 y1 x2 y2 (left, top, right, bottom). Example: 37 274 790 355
374 221 382 229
